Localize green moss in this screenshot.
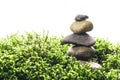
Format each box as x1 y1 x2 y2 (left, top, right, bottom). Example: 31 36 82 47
0 32 119 80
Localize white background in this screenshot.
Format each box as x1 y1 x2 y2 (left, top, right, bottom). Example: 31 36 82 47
0 0 120 43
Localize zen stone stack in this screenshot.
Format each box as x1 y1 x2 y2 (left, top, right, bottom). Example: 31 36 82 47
62 14 101 68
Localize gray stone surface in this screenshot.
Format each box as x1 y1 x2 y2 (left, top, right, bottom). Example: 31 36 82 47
75 14 88 21
61 33 96 46
80 61 102 69
89 62 102 68
67 46 95 61
70 21 93 34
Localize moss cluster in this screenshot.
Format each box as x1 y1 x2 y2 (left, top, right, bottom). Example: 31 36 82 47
0 32 119 80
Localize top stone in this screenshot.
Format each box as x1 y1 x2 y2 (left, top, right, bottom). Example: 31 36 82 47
75 14 88 21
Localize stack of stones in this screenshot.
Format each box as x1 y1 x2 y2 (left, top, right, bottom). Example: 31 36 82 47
62 15 101 68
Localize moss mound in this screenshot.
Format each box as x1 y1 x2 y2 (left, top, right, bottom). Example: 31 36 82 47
0 32 119 80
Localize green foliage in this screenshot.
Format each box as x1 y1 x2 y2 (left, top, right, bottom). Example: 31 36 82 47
0 32 119 80
93 38 114 64
93 38 120 79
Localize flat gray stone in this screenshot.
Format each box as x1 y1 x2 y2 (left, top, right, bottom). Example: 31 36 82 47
61 33 96 46
67 46 95 61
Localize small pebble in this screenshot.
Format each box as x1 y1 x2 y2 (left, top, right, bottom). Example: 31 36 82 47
75 14 88 21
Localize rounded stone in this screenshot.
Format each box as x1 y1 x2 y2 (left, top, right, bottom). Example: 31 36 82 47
75 14 88 21
61 33 96 47
67 46 95 61
70 21 93 33
89 62 102 69
80 61 102 69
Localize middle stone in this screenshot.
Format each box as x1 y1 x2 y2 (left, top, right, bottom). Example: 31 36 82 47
61 33 96 47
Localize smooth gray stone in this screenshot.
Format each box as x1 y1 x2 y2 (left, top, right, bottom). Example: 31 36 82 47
89 62 102 68
61 33 96 46
67 46 95 61
80 61 102 69
75 14 88 21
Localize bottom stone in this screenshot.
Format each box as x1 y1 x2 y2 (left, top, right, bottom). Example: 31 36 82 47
80 61 102 69
67 46 95 61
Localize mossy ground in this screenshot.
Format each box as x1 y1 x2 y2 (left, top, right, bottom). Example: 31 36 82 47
0 32 120 80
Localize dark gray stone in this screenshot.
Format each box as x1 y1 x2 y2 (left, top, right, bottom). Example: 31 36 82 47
61 33 96 46
67 46 95 61
75 14 88 21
